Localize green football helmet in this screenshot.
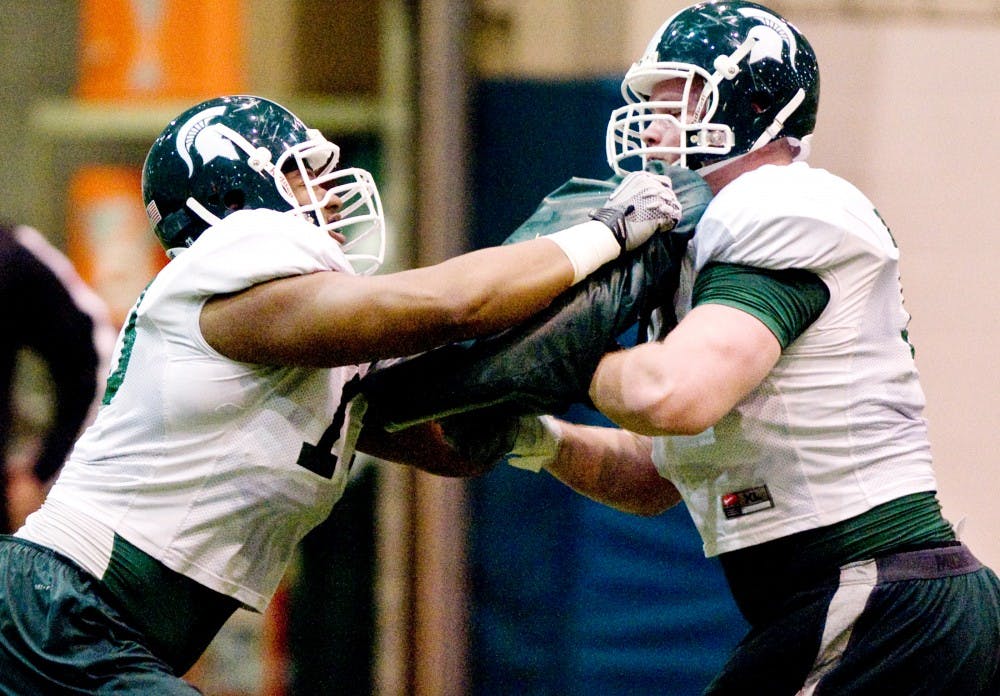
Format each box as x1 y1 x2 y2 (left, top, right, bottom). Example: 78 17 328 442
142 95 385 273
606 1 820 173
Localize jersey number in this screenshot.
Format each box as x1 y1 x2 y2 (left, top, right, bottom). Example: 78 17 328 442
102 290 148 405
295 374 361 478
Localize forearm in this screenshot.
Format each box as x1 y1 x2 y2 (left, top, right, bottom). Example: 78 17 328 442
356 420 496 478
402 237 577 336
588 342 702 436
201 237 577 367
319 237 580 363
544 421 680 516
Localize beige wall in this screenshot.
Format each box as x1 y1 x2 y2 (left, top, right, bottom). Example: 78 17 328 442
484 0 1000 569
802 16 1000 570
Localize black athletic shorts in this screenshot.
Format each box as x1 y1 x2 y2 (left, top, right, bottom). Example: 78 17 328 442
0 535 201 695
705 543 1000 695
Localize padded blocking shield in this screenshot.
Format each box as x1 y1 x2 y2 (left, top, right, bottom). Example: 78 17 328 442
360 168 712 431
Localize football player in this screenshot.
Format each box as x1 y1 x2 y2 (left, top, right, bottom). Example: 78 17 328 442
367 2 1000 693
0 94 682 691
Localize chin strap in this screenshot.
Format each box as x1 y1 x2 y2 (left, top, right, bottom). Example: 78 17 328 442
711 35 756 83
750 88 807 152
697 29 809 169
184 197 223 228
790 134 813 162
694 149 752 177
213 124 276 175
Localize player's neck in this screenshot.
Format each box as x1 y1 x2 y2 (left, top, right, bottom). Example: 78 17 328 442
703 140 797 194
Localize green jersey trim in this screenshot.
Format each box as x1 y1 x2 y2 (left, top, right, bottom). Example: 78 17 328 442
692 262 830 348
100 534 240 675
719 492 955 624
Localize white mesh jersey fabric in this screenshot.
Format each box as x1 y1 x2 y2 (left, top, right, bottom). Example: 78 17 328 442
654 163 936 557
30 209 364 611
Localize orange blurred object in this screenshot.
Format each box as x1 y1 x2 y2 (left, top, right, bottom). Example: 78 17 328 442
76 0 246 101
66 166 168 326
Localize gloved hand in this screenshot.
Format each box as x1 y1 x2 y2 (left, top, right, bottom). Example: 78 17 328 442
544 171 682 284
505 415 563 473
590 171 682 251
438 411 519 469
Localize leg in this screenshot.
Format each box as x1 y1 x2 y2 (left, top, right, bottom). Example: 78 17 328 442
704 583 832 696
813 561 1000 695
0 537 201 695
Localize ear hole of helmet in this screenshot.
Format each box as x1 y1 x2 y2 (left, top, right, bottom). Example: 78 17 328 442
750 91 774 114
223 189 246 212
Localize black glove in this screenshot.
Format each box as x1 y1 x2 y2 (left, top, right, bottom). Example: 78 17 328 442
437 410 520 469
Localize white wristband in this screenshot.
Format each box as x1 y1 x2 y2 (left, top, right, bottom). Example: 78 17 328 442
507 415 564 473
544 219 621 285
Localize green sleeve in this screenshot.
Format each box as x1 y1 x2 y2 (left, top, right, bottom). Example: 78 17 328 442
692 263 830 348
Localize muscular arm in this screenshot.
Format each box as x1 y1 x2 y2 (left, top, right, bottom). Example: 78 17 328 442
201 170 682 368
590 304 782 435
200 237 575 367
364 411 681 514
590 263 829 435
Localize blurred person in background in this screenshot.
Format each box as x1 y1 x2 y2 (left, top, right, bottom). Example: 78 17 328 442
0 220 113 533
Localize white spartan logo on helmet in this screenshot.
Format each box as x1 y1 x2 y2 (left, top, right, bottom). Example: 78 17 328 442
738 7 798 69
175 105 241 177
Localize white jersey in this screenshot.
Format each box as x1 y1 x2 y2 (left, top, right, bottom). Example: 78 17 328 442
652 163 937 557
19 209 366 611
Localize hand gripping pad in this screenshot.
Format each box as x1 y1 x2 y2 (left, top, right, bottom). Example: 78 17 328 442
360 168 713 432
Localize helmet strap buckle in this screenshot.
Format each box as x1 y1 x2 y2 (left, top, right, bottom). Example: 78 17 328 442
712 35 757 82
248 147 274 174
